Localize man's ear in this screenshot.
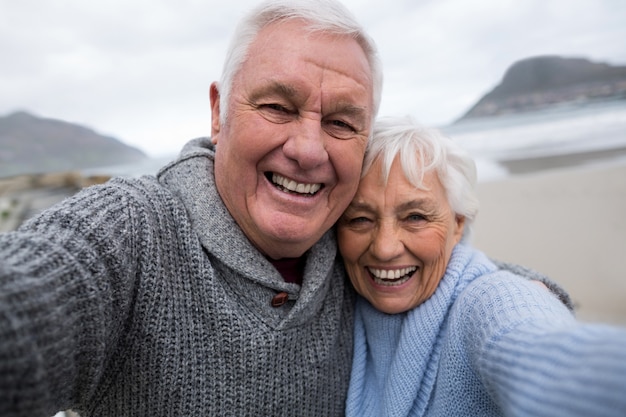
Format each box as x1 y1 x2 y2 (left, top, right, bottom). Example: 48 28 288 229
210 82 221 143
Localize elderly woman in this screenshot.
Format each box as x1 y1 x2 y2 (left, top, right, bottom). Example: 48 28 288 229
337 116 626 417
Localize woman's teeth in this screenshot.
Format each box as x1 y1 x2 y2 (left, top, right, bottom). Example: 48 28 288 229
368 266 417 286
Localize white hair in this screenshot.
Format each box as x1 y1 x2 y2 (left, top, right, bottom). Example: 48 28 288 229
364 115 480 237
217 0 382 125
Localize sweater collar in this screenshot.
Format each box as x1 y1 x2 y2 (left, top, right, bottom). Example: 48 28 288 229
348 244 489 416
156 138 340 327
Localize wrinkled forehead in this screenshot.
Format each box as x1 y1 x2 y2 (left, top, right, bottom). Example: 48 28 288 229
238 20 374 113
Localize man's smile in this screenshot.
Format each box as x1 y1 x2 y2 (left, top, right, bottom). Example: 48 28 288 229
269 172 323 196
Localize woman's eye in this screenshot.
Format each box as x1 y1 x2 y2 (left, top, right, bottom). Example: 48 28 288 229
340 214 368 225
345 216 374 229
351 216 369 224
406 213 426 222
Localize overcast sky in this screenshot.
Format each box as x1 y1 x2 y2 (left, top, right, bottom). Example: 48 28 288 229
1 0 625 156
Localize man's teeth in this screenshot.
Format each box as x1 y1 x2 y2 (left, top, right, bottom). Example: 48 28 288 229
368 266 417 286
272 173 321 195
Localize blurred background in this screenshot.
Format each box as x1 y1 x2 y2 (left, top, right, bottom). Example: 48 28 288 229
1 0 625 322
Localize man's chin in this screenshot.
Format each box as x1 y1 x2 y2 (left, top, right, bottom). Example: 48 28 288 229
261 225 324 258
248 206 337 254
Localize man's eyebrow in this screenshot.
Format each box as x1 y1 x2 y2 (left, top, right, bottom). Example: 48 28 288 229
249 81 299 101
333 103 368 118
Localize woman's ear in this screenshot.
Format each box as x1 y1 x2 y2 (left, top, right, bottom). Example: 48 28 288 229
454 215 466 244
210 82 221 143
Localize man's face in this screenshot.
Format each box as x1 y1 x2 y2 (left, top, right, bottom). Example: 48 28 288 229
210 20 374 259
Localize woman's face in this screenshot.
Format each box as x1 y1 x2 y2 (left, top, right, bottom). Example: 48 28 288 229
337 157 465 314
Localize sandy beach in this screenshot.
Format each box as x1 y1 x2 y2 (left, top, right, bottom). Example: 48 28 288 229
472 159 626 326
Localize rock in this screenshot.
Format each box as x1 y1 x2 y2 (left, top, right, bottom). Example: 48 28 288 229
0 111 147 178
457 56 626 121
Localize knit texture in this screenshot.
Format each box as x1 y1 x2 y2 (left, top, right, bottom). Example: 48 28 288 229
347 244 626 417
0 138 355 417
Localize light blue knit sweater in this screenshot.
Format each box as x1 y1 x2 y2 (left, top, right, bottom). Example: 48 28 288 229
347 244 626 417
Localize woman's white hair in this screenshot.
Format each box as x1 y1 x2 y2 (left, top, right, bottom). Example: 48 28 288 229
217 0 382 124
364 115 480 237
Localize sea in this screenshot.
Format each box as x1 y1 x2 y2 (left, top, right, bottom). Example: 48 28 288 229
83 99 626 184
442 99 626 182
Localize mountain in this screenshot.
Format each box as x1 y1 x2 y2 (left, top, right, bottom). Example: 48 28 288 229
457 56 626 121
0 111 147 178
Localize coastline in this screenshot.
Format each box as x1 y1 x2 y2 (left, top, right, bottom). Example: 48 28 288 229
498 145 626 175
0 172 110 232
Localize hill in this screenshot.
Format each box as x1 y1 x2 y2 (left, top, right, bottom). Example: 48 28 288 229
457 56 626 121
0 111 147 178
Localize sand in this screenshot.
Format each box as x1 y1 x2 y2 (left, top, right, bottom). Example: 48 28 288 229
472 160 626 326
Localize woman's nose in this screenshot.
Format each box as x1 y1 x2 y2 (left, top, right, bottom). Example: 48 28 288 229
370 221 404 261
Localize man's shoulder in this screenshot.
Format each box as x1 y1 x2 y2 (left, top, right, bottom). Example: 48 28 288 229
490 259 574 310
70 175 184 225
156 137 215 187
103 175 168 202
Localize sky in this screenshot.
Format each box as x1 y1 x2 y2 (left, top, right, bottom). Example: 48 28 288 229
1 0 625 157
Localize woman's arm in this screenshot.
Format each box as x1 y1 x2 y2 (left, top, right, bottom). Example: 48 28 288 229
458 272 626 417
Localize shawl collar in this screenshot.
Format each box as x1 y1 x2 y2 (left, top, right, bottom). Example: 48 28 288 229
157 138 339 328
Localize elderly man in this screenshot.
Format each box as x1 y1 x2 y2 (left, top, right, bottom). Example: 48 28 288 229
0 1 381 416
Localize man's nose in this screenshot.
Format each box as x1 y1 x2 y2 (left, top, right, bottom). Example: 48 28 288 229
282 119 329 170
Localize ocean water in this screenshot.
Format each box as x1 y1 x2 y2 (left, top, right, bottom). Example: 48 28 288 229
87 100 626 183
442 99 626 181
81 154 176 179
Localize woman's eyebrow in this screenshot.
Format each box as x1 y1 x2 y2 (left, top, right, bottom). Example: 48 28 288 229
346 200 373 212
396 198 436 213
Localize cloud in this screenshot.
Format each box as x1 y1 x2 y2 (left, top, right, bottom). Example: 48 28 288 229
1 0 625 156
349 0 626 124
0 0 256 155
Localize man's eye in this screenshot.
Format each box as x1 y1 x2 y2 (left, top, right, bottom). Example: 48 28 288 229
331 120 354 130
323 119 356 139
257 103 296 123
262 103 289 113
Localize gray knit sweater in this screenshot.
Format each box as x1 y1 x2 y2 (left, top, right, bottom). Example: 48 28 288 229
0 138 355 416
